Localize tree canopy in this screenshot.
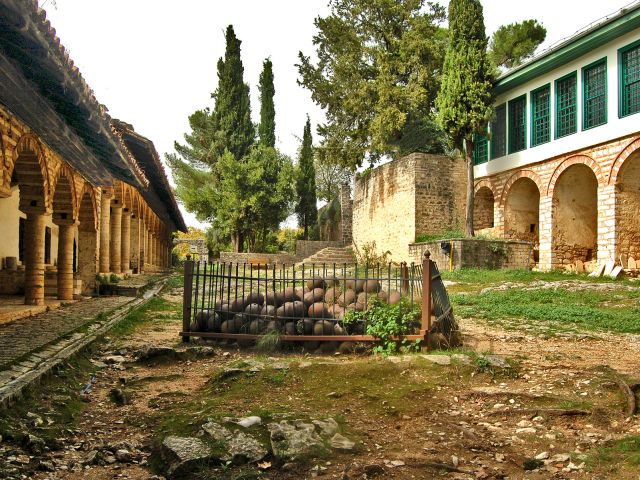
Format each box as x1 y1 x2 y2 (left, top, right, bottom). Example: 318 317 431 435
295 117 318 239
297 0 448 170
489 20 547 70
258 58 276 147
436 0 493 237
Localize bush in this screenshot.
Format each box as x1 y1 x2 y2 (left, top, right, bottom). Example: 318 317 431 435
344 299 421 355
353 241 392 267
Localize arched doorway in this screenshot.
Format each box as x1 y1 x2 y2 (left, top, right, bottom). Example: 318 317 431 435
615 151 640 265
552 164 598 267
474 186 495 231
77 187 98 295
504 178 540 261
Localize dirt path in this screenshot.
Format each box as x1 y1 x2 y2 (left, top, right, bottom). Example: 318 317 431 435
3 283 640 480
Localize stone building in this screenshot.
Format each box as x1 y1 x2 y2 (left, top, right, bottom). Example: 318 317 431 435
351 153 466 261
472 4 640 270
0 1 186 304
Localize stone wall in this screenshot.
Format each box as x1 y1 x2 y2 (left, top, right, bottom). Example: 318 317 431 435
352 153 464 262
409 239 533 270
219 252 296 265
340 184 353 244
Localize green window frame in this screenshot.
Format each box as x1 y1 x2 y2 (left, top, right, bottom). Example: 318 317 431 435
582 58 607 129
619 39 640 117
508 95 527 153
530 84 550 147
555 72 577 139
490 104 506 159
472 134 488 165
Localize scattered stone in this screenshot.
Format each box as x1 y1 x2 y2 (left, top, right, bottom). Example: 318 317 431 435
109 388 127 406
24 433 46 454
102 355 127 364
37 460 55 472
421 354 451 366
451 354 471 364
535 451 550 460
330 433 355 451
364 464 385 477
227 416 262 428
201 421 267 464
515 427 537 434
313 418 339 437
161 436 212 476
134 345 177 361
386 460 405 467
268 421 324 459
26 412 43 427
216 368 245 380
82 450 99 465
495 453 505 462
548 453 570 463
115 449 132 463
480 355 510 368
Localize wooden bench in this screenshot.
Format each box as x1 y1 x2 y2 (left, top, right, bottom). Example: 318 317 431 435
248 257 271 269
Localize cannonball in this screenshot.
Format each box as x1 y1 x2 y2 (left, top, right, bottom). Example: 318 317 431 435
206 312 222 332
194 309 210 329
303 288 325 306
334 323 346 335
295 287 307 301
220 315 244 334
261 304 277 318
388 291 402 305
282 302 296 319
363 279 381 293
245 291 265 306
230 298 245 313
217 303 233 320
189 319 201 332
301 318 314 335
306 278 326 290
266 291 284 307
338 342 355 354
354 279 366 293
331 305 345 320
293 300 306 318
308 302 332 319
283 287 297 302
324 287 341 305
350 321 366 335
313 319 334 335
283 322 296 335
244 303 262 317
248 318 267 334
377 290 388 303
338 289 356 307
354 301 365 312
276 304 286 318
265 320 279 334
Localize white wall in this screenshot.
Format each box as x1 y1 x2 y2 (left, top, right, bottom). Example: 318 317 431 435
475 30 640 179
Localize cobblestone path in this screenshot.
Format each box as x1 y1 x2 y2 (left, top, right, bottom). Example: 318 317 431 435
0 296 131 369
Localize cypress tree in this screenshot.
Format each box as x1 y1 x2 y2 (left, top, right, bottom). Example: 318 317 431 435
295 117 318 239
212 25 255 161
258 58 276 147
436 0 493 237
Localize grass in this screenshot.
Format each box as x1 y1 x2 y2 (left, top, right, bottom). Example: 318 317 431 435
110 296 181 335
587 435 640 474
451 285 640 334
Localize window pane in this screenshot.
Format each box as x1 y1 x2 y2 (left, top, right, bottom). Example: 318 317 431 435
556 74 577 138
473 134 488 165
491 105 506 159
583 61 606 128
531 86 550 146
508 96 526 153
622 45 640 116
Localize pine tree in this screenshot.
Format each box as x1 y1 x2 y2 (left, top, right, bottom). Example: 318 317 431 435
295 117 317 239
436 0 493 237
258 58 276 147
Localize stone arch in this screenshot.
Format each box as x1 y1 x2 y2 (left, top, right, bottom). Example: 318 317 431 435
551 164 598 267
499 170 543 208
11 134 51 213
78 184 98 232
77 185 99 294
614 149 640 264
474 182 495 231
51 165 77 223
547 155 603 197
607 136 640 185
504 177 541 262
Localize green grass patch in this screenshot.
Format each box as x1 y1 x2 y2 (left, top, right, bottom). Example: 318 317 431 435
110 297 180 336
587 435 640 474
451 286 640 333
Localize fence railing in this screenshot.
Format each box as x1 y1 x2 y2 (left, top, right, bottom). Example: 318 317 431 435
181 252 454 347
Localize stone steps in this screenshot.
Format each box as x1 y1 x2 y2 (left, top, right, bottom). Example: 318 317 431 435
297 246 356 265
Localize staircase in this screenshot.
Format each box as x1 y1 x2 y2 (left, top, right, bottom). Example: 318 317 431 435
297 245 356 265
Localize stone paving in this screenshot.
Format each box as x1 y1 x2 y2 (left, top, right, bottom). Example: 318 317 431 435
0 296 131 370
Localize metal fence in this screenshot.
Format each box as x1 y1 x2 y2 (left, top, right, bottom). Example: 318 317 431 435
181 252 453 346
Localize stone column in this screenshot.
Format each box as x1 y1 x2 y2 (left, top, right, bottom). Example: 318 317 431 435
56 221 77 300
149 233 155 269
121 209 131 274
99 192 112 273
110 204 123 274
131 215 140 273
597 184 617 265
24 211 47 305
538 194 554 271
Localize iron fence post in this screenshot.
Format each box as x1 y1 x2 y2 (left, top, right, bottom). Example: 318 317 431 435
421 251 432 349
182 258 195 343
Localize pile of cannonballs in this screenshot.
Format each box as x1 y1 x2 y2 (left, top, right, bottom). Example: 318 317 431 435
189 277 405 347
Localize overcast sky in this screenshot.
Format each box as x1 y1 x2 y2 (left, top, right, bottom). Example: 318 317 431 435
41 0 637 229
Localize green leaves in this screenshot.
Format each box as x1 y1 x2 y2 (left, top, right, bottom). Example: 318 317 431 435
297 0 447 169
258 58 276 148
489 20 547 70
295 117 318 239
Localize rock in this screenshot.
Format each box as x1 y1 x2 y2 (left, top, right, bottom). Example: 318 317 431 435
82 450 99 465
421 354 451 366
103 455 117 465
161 436 212 476
24 433 46 454
515 427 537 434
387 460 405 467
364 464 385 476
109 388 127 406
329 433 355 451
229 416 262 428
102 355 127 364
535 451 550 460
202 421 267 464
134 345 177 361
115 449 132 462
26 411 44 427
202 421 231 441
451 354 471 364
480 354 510 368
313 418 339 437
37 460 55 472
268 421 324 459
548 453 570 463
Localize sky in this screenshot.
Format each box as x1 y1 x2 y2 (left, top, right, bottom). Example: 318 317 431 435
40 0 638 229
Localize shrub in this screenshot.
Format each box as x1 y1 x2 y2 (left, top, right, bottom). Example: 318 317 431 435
353 241 392 267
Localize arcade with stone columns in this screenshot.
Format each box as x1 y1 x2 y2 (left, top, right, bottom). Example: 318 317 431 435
0 1 186 305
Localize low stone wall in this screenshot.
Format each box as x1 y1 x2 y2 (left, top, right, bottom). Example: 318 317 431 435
408 238 533 270
219 252 296 265
0 269 25 295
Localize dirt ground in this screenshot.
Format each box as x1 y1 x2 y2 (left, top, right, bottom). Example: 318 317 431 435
3 280 640 480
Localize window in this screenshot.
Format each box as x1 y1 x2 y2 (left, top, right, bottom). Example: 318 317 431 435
508 95 527 153
555 72 577 138
619 40 640 117
45 226 51 265
490 104 506 159
472 134 488 165
531 85 550 146
583 59 607 129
